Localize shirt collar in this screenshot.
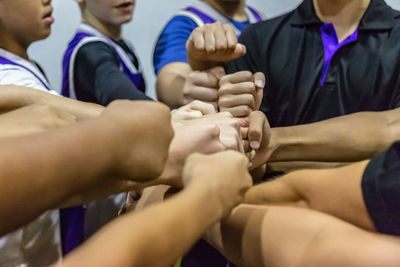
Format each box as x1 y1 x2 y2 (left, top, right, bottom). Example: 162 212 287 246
290 0 396 31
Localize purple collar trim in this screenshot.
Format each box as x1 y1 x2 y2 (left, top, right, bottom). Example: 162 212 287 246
320 23 358 86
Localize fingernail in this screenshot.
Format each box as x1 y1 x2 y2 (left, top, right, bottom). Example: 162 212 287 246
255 79 265 88
250 141 260 150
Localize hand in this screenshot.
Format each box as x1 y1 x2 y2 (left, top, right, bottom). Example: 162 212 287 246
171 100 217 121
181 67 225 108
183 151 253 217
100 100 174 181
0 104 76 138
186 22 246 70
219 71 265 117
238 111 272 169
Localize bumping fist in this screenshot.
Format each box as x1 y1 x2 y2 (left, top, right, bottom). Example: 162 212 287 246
182 67 225 108
171 100 217 121
183 151 253 217
218 71 265 117
186 22 246 70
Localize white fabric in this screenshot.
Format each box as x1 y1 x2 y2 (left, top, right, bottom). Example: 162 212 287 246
177 0 266 35
0 48 58 95
0 49 62 267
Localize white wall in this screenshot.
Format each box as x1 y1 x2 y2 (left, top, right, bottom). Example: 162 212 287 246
29 0 400 99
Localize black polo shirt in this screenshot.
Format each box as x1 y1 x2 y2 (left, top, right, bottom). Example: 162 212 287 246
226 0 400 127
362 141 400 236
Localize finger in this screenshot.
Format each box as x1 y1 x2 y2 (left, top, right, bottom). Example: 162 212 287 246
220 71 253 86
219 105 252 117
214 23 228 52
188 71 219 88
205 25 216 54
223 24 238 51
193 29 206 51
184 86 219 102
186 100 217 115
241 127 248 140
253 72 265 110
247 111 265 150
243 140 251 153
219 94 255 109
208 66 226 79
218 82 256 97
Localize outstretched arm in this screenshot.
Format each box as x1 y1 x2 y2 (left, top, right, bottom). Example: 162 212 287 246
59 152 252 267
205 204 400 267
0 101 173 236
0 85 103 120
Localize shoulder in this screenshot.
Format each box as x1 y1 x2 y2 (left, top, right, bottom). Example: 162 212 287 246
76 41 119 67
0 65 50 92
160 14 199 35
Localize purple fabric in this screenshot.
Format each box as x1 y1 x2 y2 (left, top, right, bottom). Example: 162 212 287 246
247 6 263 22
320 23 358 86
60 206 85 255
0 56 51 91
61 32 92 97
61 32 145 97
185 7 216 24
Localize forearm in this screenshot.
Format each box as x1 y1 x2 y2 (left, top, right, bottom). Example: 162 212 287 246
269 109 400 162
206 204 400 267
267 161 350 173
0 118 118 235
156 63 191 108
60 185 223 267
0 85 103 120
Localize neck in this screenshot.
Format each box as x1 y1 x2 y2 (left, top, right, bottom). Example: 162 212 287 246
203 0 247 21
0 31 30 60
82 11 122 41
313 0 370 41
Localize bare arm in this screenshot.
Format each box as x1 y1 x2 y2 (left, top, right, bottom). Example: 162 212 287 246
251 109 400 167
0 85 103 120
59 152 252 267
205 204 400 267
0 101 173 236
156 62 192 108
244 160 375 231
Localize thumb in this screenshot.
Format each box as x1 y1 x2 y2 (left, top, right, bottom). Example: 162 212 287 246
253 72 265 110
247 111 265 150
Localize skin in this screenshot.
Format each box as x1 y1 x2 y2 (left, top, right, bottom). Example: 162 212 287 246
0 0 54 59
76 0 136 40
156 0 260 112
58 151 252 267
205 204 400 267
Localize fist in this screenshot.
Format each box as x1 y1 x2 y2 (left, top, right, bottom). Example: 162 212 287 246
182 67 225 108
218 71 265 117
183 151 253 217
186 22 246 64
171 100 217 121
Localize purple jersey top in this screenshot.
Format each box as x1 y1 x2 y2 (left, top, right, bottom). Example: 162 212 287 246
61 24 145 98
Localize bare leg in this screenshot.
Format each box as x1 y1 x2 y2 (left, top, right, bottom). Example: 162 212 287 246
206 204 400 267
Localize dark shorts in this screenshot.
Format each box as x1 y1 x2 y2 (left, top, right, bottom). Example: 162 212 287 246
362 142 400 236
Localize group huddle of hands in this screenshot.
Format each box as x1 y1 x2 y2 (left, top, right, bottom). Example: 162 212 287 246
0 22 273 218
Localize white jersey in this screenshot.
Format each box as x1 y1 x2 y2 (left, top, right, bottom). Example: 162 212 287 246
0 48 58 94
0 48 62 266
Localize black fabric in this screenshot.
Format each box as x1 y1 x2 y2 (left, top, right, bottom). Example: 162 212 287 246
226 0 400 127
74 40 151 106
362 141 400 236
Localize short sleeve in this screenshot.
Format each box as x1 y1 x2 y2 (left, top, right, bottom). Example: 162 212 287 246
153 16 198 75
361 141 400 236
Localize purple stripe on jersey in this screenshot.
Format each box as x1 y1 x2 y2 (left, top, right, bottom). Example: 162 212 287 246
60 206 85 255
185 7 216 24
61 32 92 97
320 23 358 86
247 6 263 22
61 32 146 97
0 56 51 91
